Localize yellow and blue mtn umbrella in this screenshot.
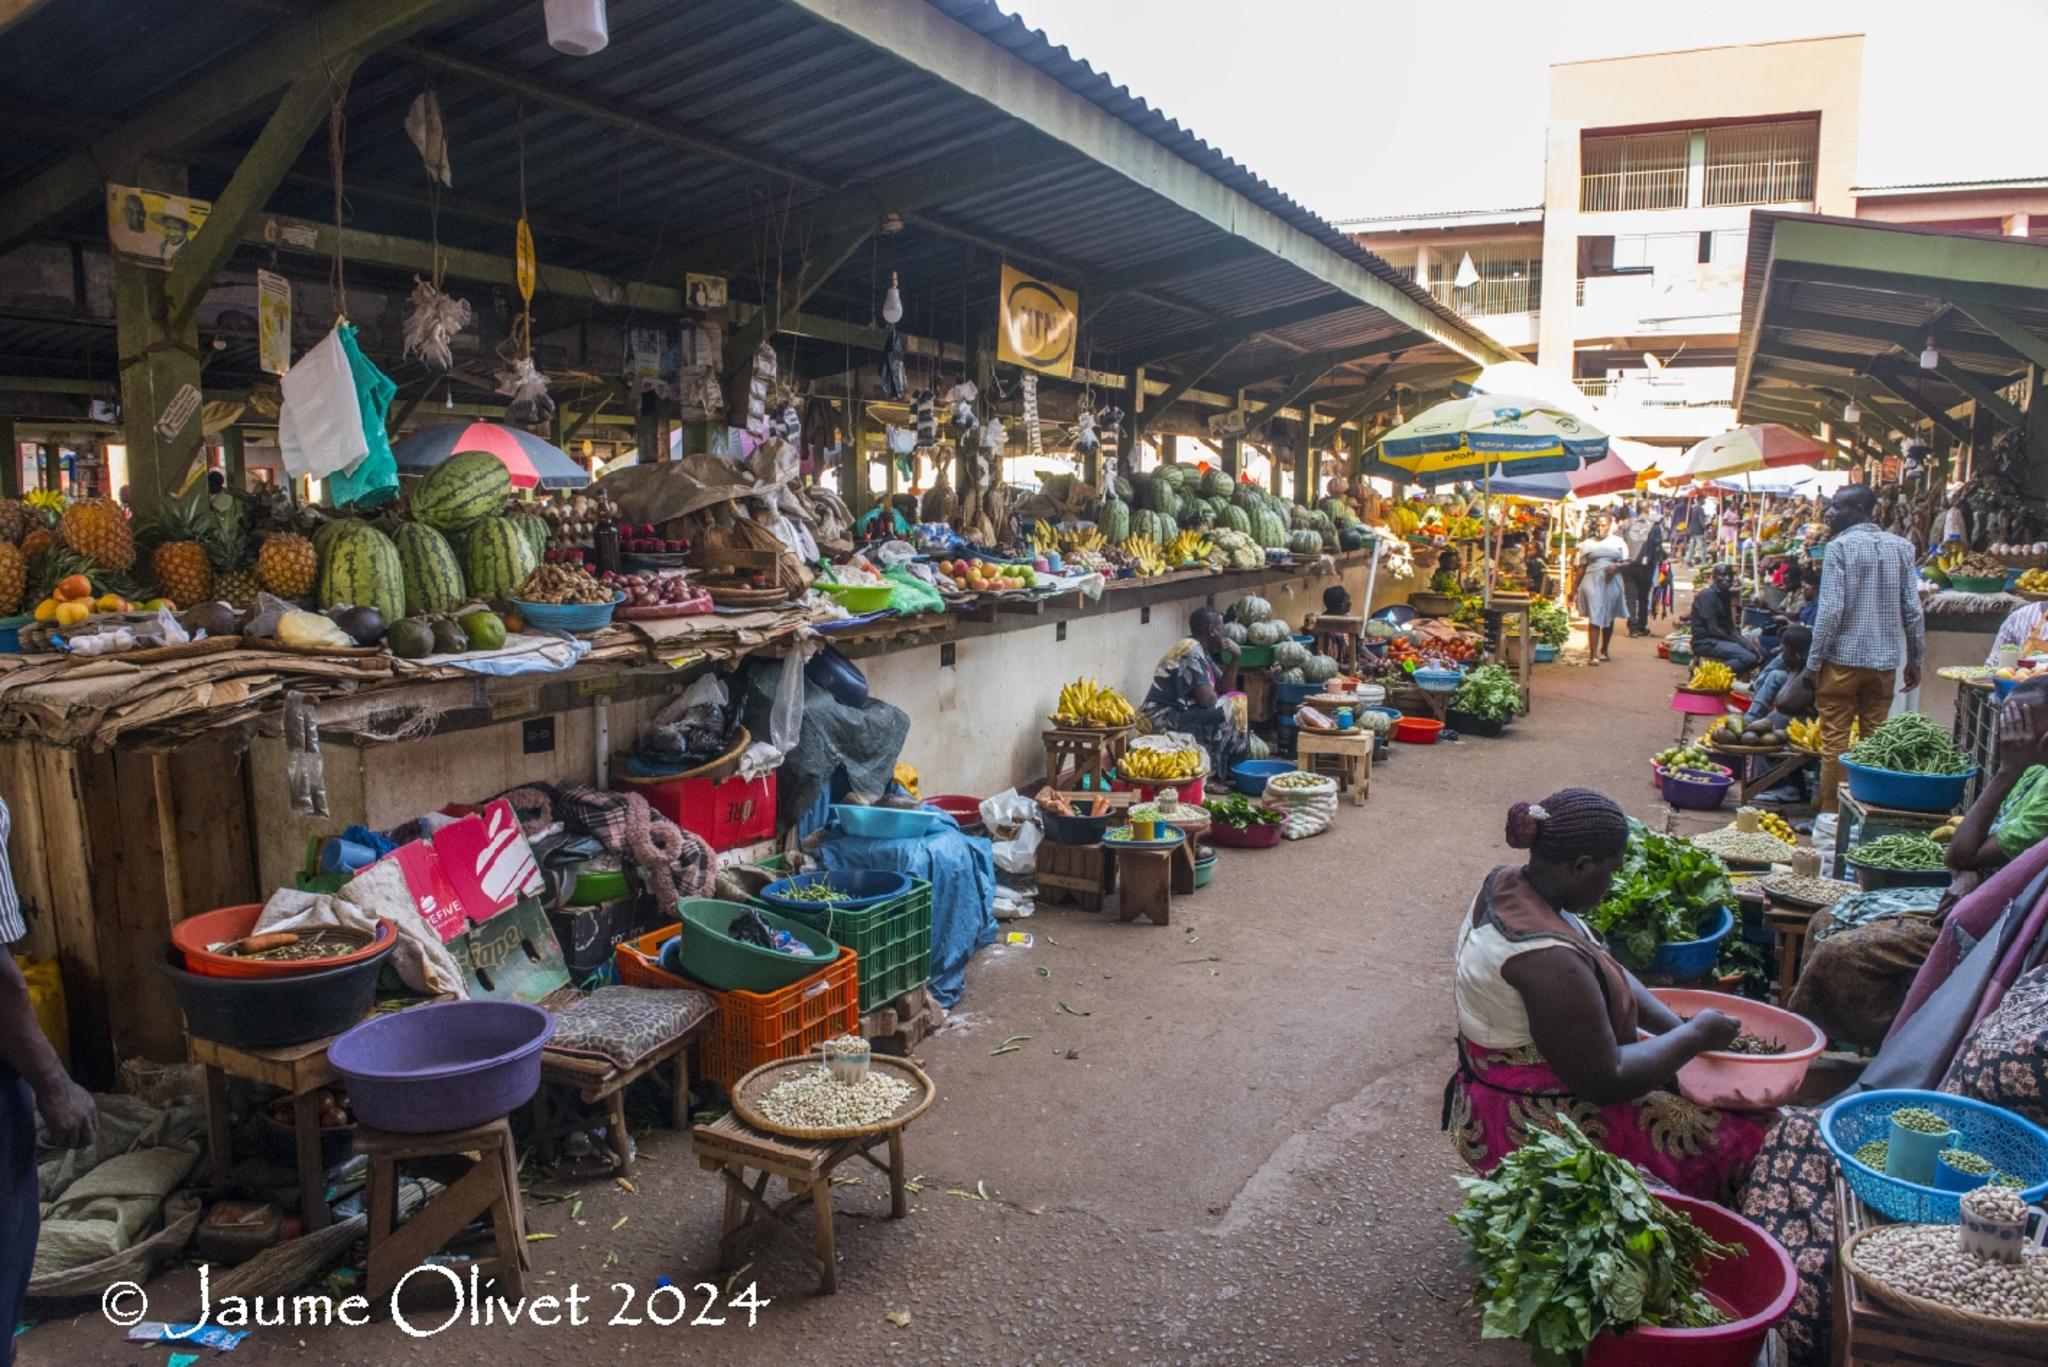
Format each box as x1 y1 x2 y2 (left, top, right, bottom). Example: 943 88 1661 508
1371 393 1607 487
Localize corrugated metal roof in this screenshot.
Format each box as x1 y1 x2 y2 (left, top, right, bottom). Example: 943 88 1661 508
0 0 1506 422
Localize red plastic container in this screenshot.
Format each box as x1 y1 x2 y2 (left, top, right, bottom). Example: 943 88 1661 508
1113 773 1206 804
615 926 857 1089
618 770 777 851
171 904 394 980
1205 819 1284 849
1583 1194 1797 1367
923 794 983 829
1393 717 1444 744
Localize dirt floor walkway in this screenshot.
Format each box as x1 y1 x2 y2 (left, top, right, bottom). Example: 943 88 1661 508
23 626 1704 1367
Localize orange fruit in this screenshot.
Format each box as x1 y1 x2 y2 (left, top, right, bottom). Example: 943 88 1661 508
95 593 127 613
56 574 92 600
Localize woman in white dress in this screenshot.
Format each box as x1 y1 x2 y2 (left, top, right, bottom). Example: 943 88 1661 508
1576 514 1629 664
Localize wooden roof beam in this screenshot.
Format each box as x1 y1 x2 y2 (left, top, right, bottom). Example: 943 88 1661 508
1224 334 1445 389
1133 342 1235 437
1943 298 2048 373
1866 362 1972 442
1126 298 1373 368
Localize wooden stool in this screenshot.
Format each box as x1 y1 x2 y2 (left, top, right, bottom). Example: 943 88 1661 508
1035 840 1116 911
692 1110 911 1295
1112 841 1192 924
1042 725 1131 789
191 1031 347 1231
359 1117 529 1302
1296 731 1371 805
1764 898 1818 1006
534 1025 701 1178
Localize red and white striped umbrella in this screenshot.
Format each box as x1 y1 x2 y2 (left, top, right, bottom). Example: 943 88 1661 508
390 422 591 489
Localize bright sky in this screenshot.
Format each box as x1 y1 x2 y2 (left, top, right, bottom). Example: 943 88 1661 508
1000 0 2048 222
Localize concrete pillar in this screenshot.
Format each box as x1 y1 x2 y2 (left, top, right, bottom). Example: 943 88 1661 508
2004 212 2031 238
0 418 15 499
1686 131 1707 208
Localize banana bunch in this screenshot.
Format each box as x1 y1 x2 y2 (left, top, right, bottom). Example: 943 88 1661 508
1030 520 1061 555
1121 745 1203 781
1164 529 1212 565
1122 535 1168 576
1687 659 1736 693
2018 568 2048 594
1053 677 1135 727
1786 717 1822 751
1061 526 1108 555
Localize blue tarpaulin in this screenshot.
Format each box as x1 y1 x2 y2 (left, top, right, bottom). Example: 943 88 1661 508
819 823 996 1008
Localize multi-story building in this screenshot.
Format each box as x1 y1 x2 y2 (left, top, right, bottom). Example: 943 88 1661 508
1343 34 1866 448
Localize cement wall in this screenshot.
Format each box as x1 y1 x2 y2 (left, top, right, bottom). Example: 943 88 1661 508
246 558 1393 871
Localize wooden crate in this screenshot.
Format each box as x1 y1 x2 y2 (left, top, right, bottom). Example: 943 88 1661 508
1831 1175 2043 1366
1035 840 1115 912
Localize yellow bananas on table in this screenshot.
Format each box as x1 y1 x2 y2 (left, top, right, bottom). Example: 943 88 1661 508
1030 519 1061 555
1122 535 1168 576
1687 659 1735 693
2018 568 2048 595
1053 677 1135 728
1164 529 1212 566
1120 745 1204 781
1786 717 1822 752
1061 526 1107 555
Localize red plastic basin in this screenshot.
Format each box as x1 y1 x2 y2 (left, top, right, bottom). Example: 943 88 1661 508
1393 717 1444 744
171 903 394 980
1583 1193 1797 1367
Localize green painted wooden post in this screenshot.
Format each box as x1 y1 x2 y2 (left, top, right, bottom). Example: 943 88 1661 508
1295 403 1314 506
113 162 205 516
220 427 245 491
0 419 14 499
842 388 866 520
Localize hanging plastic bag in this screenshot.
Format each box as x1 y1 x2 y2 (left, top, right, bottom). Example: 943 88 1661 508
769 642 813 753
278 327 368 481
326 326 399 506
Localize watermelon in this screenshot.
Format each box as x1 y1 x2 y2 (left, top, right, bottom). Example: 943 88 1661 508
393 521 466 615
1318 498 1349 524
1089 494 1130 544
1199 469 1235 500
413 451 514 532
1215 504 1251 534
461 515 540 601
1288 530 1322 556
1137 479 1180 521
1112 475 1133 501
1252 508 1288 548
312 516 366 563
509 510 548 562
1231 486 1263 514
318 522 404 624
1154 461 1192 488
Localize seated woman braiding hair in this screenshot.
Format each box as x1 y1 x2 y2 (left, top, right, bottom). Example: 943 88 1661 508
1444 788 1775 1200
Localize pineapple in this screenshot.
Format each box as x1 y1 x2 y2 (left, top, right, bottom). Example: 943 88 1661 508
0 499 27 544
0 542 23 615
256 530 318 598
140 485 215 605
59 496 135 571
20 528 54 560
206 493 259 608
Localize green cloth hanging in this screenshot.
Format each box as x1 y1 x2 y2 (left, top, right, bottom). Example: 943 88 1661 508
326 324 399 508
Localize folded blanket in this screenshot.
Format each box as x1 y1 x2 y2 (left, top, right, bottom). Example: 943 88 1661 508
257 858 467 997
546 986 715 1069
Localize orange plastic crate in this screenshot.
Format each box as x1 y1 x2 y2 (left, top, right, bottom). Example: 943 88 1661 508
614 925 859 1089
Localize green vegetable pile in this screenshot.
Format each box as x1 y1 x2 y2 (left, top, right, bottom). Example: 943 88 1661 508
1653 742 1715 771
1531 599 1572 647
1452 1117 1731 1365
1201 794 1284 830
1583 821 1735 968
1453 664 1522 723
1850 832 1947 872
780 881 853 903
1846 713 1972 776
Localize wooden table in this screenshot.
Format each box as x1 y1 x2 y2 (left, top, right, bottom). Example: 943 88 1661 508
1296 730 1370 805
361 1117 528 1302
1763 896 1822 1006
191 1031 345 1231
1709 744 1817 805
692 1109 912 1295
1042 724 1133 789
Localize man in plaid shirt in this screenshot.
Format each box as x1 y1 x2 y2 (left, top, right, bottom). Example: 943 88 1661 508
1801 485 1926 812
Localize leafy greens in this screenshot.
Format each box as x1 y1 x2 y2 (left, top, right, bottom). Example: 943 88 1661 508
1580 820 1733 968
1452 1117 1731 1366
1202 794 1284 829
1453 664 1523 722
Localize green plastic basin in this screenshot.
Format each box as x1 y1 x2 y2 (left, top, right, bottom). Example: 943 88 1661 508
674 898 840 993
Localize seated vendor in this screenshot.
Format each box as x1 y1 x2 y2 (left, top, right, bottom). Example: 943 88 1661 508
1140 606 1249 778
1429 548 1463 595
1497 533 1529 587
1688 563 1764 677
1445 789 1770 1201
1984 594 2048 666
1306 585 1356 668
1745 626 1816 724
1790 678 2048 1048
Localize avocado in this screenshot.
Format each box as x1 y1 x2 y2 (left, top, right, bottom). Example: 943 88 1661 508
186 601 242 638
457 609 506 651
430 617 469 655
329 605 386 646
387 618 435 660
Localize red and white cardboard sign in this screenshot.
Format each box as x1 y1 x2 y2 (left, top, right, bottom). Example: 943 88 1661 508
380 799 542 943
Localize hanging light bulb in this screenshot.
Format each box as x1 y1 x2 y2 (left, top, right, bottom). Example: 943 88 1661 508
543 0 609 56
1452 252 1480 289
1842 400 1860 423
881 270 903 325
1920 335 1939 369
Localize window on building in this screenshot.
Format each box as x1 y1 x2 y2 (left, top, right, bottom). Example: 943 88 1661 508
1703 119 1818 207
1579 130 1690 212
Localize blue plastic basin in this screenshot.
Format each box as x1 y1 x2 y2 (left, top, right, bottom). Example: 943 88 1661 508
832 803 947 839
1644 904 1734 979
1231 759 1296 796
758 869 913 914
1839 758 1974 814
1822 1089 2048 1223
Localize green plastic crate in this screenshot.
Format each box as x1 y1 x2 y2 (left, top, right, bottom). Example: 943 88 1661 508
763 878 932 1015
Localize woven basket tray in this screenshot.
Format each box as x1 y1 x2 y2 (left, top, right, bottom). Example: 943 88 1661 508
1843 1225 2048 1347
729 1055 935 1141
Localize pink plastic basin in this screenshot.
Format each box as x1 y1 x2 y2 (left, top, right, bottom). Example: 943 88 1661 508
1583 1193 1797 1367
1671 688 1734 716
1648 988 1824 1110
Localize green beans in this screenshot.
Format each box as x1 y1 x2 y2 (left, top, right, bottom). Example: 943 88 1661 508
1852 833 1948 871
1892 1105 1952 1134
1846 713 1972 775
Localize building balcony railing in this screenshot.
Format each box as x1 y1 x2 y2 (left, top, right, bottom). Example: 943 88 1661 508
1573 375 1736 408
1422 277 1539 319
1578 168 1688 213
1702 159 1815 208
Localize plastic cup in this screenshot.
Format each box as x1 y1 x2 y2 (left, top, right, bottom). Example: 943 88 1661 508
1885 1116 1958 1186
1999 644 2023 668
1958 1193 2048 1264
1335 707 1354 729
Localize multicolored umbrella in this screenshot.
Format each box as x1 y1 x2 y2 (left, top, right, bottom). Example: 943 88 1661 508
390 421 591 489
1662 423 1827 487
1489 437 1662 501
1372 393 1607 487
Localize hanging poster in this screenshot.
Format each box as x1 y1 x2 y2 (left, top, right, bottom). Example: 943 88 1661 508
997 263 1078 378
685 273 728 310
257 269 292 376
106 184 212 269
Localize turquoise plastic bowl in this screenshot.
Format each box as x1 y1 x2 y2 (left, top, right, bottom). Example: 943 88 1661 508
832 804 948 839
513 591 624 632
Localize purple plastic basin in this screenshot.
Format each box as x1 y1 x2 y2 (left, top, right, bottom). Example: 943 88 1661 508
1660 765 1734 811
328 1000 556 1134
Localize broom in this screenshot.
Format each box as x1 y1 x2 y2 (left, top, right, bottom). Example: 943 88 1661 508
181 1178 434 1316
